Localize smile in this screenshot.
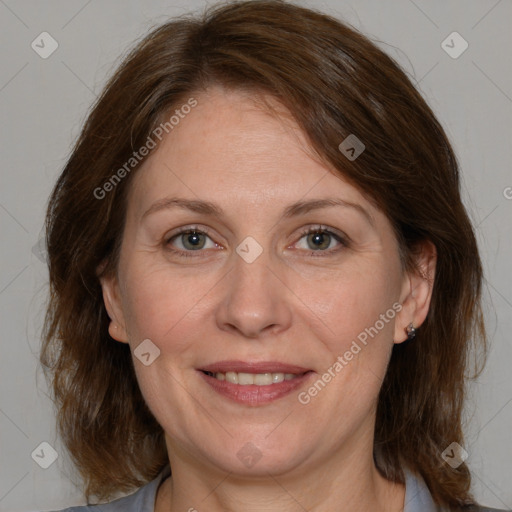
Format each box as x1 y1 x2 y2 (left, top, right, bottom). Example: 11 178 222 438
198 361 314 405
202 370 306 385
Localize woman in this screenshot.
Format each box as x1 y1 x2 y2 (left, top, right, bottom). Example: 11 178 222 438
40 1 507 511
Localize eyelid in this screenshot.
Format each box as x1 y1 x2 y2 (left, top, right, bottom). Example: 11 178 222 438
164 224 212 242
295 224 349 242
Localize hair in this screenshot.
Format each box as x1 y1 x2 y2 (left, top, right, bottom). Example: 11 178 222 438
40 0 486 508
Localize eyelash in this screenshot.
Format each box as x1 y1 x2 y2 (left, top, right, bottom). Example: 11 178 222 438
164 225 348 259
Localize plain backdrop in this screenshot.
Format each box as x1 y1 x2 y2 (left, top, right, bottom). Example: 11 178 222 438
0 1 510 511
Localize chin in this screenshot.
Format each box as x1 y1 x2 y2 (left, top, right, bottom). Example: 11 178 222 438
202 432 315 477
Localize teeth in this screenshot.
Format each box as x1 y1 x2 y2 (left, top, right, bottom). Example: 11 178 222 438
239 372 256 385
272 373 284 383
254 373 272 385
208 371 302 385
225 371 238 384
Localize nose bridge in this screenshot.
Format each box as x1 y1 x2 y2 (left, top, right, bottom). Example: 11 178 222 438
232 246 273 297
215 241 292 338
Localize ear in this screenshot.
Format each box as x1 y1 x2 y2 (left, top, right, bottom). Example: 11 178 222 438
394 240 437 344
98 269 129 344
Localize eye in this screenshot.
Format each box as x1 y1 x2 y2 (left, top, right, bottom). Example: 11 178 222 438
164 224 348 259
294 226 347 255
176 230 208 251
165 226 220 257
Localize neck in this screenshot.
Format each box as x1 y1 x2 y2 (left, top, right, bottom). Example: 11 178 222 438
156 434 405 512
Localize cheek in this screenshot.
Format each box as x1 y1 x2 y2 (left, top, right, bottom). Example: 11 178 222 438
119 260 218 347
301 263 400 360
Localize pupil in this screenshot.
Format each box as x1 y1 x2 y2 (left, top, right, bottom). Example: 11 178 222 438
184 231 204 249
309 232 329 250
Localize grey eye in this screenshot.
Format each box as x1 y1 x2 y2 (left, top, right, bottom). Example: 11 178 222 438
306 231 333 250
180 231 207 250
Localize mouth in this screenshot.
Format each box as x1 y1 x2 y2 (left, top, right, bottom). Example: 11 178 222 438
201 370 308 385
198 361 314 405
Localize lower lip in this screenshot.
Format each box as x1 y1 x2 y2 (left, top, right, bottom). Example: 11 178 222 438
199 371 314 405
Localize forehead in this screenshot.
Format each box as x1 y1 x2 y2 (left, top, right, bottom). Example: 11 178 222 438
127 86 376 219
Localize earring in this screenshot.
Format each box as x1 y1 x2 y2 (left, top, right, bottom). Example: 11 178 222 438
406 323 416 340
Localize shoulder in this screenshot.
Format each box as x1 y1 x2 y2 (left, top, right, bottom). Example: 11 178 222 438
403 468 510 512
46 464 172 512
462 506 511 512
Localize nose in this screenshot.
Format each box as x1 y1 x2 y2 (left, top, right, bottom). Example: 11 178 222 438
215 250 293 339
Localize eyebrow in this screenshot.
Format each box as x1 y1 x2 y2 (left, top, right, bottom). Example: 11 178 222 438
141 196 374 226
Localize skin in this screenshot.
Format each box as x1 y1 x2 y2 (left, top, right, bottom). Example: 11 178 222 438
100 86 436 512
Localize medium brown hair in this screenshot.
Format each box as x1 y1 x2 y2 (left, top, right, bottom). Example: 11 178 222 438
40 0 486 508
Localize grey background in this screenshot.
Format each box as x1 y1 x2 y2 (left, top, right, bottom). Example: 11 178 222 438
0 1 510 511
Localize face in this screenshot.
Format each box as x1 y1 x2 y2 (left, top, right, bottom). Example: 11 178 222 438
101 86 433 478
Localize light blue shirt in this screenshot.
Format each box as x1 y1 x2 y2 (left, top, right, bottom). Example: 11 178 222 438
48 464 508 511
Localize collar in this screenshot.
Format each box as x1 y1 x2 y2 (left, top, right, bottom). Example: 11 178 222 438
150 464 442 511
403 467 444 511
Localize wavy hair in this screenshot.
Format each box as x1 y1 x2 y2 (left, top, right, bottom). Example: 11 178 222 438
40 1 486 508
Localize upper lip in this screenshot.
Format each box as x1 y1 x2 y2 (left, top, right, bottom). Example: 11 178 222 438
199 360 312 374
